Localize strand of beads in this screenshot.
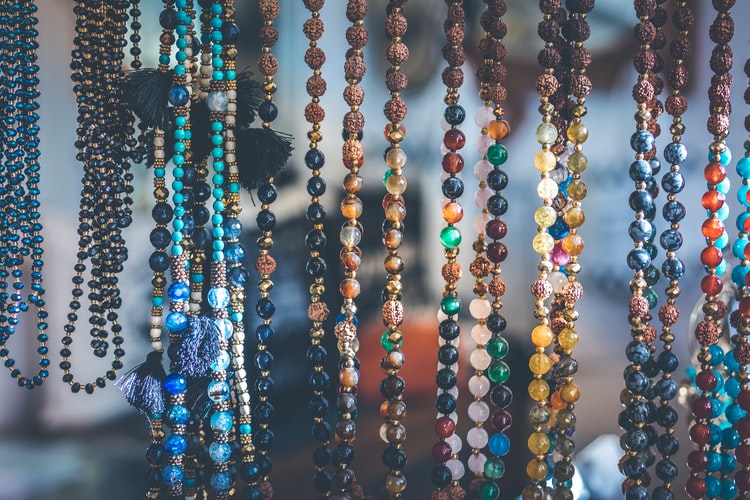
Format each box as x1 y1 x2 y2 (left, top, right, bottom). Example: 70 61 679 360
523 2 563 498
0 0 50 390
732 51 750 498
127 0 142 70
619 0 663 496
378 1 410 498
329 1 368 498
431 2 467 498
299 1 333 497
686 1 735 497
466 2 512 499
61 0 135 394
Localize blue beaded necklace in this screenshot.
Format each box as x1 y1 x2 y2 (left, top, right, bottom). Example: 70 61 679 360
0 0 50 390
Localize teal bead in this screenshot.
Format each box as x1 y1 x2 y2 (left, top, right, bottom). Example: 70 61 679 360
487 144 508 166
477 480 500 500
731 237 746 260
226 69 236 80
172 181 183 192
152 296 163 307
173 193 184 204
211 31 222 42
176 38 187 49
213 188 224 199
175 0 186 8
174 64 186 75
213 200 225 212
212 227 224 239
737 156 750 177
211 44 222 55
441 295 460 315
173 154 185 165
173 219 184 231
174 141 186 153
229 183 240 193
171 245 183 256
212 57 223 69
211 134 223 146
175 51 187 62
213 251 224 261
211 122 223 132
213 160 224 172
737 212 750 232
240 423 251 435
159 54 170 65
174 206 185 217
212 146 223 158
171 232 183 243
212 70 224 81
439 225 461 248
231 311 243 322
721 478 737 499
705 476 721 499
191 273 204 283
212 240 224 251
716 177 731 194
738 184 750 207
212 174 224 185
709 146 731 165
484 457 505 479
173 167 184 179
154 168 165 178
212 214 223 225
176 25 187 36
174 129 186 140
211 3 222 14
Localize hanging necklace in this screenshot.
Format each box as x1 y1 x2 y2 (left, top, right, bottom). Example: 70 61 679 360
379 0 410 497
329 1 368 498
61 0 136 394
466 1 512 498
299 0 334 497
431 1 467 498
0 0 49 390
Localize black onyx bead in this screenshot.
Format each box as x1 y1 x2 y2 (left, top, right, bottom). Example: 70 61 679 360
308 396 329 418
148 251 169 272
305 149 325 170
312 421 332 441
306 203 326 223
146 444 165 465
256 210 276 231
258 101 278 122
222 21 240 44
332 468 354 490
486 168 508 191
441 177 464 199
305 230 327 251
307 176 326 196
486 313 506 333
436 367 457 390
382 447 407 470
487 194 508 216
254 376 274 395
257 183 277 204
435 391 456 414
333 443 355 465
306 344 327 364
444 104 465 125
151 203 173 224
431 465 452 488
306 256 327 278
313 446 332 467
254 402 275 422
159 8 177 29
489 384 513 408
438 318 460 340
437 344 458 365
641 358 659 378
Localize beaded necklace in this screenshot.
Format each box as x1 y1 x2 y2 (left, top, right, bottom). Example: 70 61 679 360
61 0 136 394
467 2 512 498
330 1 368 497
0 0 49 390
379 0 409 497
299 0 334 497
431 2 467 498
524 1 565 496
686 1 735 498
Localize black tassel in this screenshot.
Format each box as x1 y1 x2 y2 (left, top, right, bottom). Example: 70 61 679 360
116 350 166 416
121 68 173 130
235 68 263 127
174 315 220 378
185 376 212 419
235 127 293 190
187 99 212 164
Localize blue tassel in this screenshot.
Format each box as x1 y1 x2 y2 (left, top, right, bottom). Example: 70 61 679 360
116 350 166 415
174 315 220 378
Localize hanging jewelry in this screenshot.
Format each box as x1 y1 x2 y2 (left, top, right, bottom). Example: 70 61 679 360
379 0 410 497
431 1 467 498
466 2 512 498
299 0 334 497
61 0 137 394
0 0 50 390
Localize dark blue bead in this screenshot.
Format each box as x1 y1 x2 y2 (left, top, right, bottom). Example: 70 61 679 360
256 324 274 343
307 176 326 196
662 200 685 222
382 447 407 470
224 219 242 239
651 486 673 500
661 171 685 194
431 465 452 488
435 391 456 414
628 219 652 243
304 149 325 170
258 101 278 122
253 429 275 451
254 376 274 395
312 471 333 493
657 350 679 373
254 351 274 371
239 461 261 484
548 217 569 239
486 168 508 191
626 341 650 365
627 248 651 271
254 402 275 421
193 182 211 202
306 202 326 223
146 444 165 465
662 257 684 279
655 378 677 400
312 421 332 441
256 210 275 231
622 456 646 479
486 313 506 333
624 368 649 394
306 256 327 277
163 373 187 395
664 141 687 165
255 297 275 319
333 443 355 465
168 85 189 107
629 189 653 213
441 177 464 198
148 251 170 272
630 130 655 153
625 485 648 500
487 194 508 216
242 486 263 500
629 160 652 181
437 344 458 365
228 267 249 287
309 371 330 391
313 446 332 467
152 203 173 224
443 104 465 125
438 318 460 340
622 429 648 451
225 242 245 263
655 405 678 427
436 367 457 389
159 8 177 29
306 345 327 364
659 229 683 251
305 230 327 251
149 227 171 248
625 401 650 425
258 455 273 476
221 21 240 44
257 183 277 204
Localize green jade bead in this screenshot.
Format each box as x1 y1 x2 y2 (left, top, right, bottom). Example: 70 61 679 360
477 480 500 500
488 360 510 384
642 287 658 310
484 457 506 479
381 331 402 350
486 337 508 359
440 225 461 248
441 295 460 316
487 144 508 166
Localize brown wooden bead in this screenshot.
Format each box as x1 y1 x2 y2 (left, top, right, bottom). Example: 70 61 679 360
302 18 324 41
303 0 325 10
384 98 407 123
258 0 280 19
346 0 368 21
385 13 408 37
536 74 559 98
344 56 367 82
304 102 325 124
658 304 680 327
308 302 329 322
258 26 279 46
346 25 368 49
344 84 365 106
304 47 326 69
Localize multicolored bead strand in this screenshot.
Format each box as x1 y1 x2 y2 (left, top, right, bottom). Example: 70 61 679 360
0 0 50 390
686 1 735 497
431 2 467 498
523 1 563 497
378 1 410 498
300 1 334 497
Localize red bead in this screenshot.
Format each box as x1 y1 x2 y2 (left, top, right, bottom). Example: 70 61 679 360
442 152 464 174
736 471 750 492
700 275 723 296
687 450 708 472
701 190 725 211
487 242 507 263
738 443 750 465
695 370 718 391
700 246 723 268
685 477 707 499
739 389 750 411
443 128 466 150
741 297 750 318
431 441 451 462
736 416 750 439
688 423 711 445
691 397 712 419
434 415 455 438
491 409 512 433
486 219 507 240
704 162 726 184
701 219 725 240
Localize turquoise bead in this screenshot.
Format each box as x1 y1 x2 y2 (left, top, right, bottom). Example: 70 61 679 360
240 423 251 435
716 177 731 194
213 160 224 172
226 69 236 80
705 476 721 498
212 174 224 185
738 184 750 207
737 156 750 177
210 3 222 14
212 187 224 199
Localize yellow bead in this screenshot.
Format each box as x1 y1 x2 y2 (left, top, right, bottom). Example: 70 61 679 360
567 180 587 201
386 173 407 195
534 150 557 172
535 123 558 144
528 432 551 455
386 148 407 169
566 122 589 144
532 233 554 255
536 178 558 200
529 353 551 375
567 151 588 174
531 325 553 347
526 458 548 481
534 206 557 228
562 233 584 256
560 383 580 403
528 379 550 401
558 328 579 350
563 207 585 228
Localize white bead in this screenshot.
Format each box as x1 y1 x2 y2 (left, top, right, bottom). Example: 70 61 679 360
473 159 492 181
207 91 229 112
437 308 448 322
151 341 162 351
446 459 465 480
379 423 388 443
469 348 491 370
471 324 491 344
149 328 161 339
225 115 235 126
233 329 245 342
154 150 165 159
473 213 490 235
227 90 237 99
448 386 459 399
233 356 244 367
237 380 247 391
449 411 458 425
225 153 236 163
150 315 161 326
468 401 490 423
227 103 237 113
191 291 201 300
468 375 490 397
475 105 494 127
467 453 487 474
201 53 211 63
469 298 491 319
232 344 243 355
467 427 488 449
153 136 165 147
240 405 251 415
446 433 462 454
549 271 567 293
235 368 246 379
188 303 200 313
239 392 250 403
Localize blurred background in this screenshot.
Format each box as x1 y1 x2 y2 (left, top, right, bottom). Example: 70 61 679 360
2 1 750 498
